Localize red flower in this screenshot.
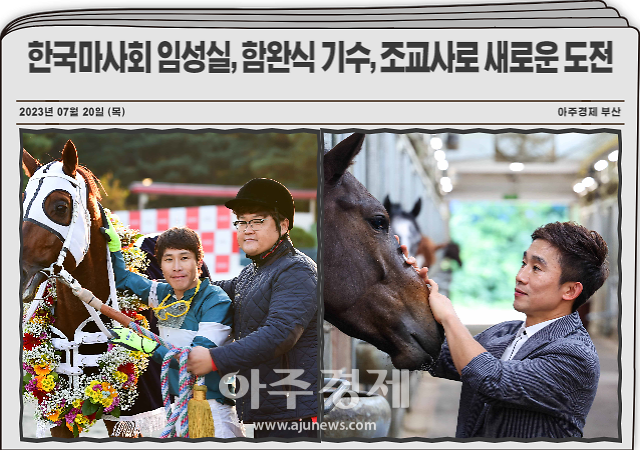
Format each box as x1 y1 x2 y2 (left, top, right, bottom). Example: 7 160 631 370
121 309 138 319
117 362 135 375
32 388 48 404
23 333 42 351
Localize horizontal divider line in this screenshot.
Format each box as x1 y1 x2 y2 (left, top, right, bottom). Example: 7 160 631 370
16 99 626 103
17 122 626 126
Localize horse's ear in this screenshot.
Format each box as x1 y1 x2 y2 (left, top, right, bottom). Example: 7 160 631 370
411 198 422 218
61 140 78 178
383 195 391 214
324 133 366 185
22 149 41 178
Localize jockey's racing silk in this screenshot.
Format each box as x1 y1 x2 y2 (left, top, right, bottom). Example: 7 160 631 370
111 250 234 404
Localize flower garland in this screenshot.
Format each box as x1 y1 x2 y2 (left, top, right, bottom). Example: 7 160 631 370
22 218 152 437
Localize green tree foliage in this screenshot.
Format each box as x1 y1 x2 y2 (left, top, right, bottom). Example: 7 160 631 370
289 226 317 248
21 132 318 209
98 173 129 211
448 201 568 309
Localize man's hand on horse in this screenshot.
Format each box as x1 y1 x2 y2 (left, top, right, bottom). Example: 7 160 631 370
186 346 214 376
102 209 122 252
109 326 159 355
396 234 426 273
422 277 456 325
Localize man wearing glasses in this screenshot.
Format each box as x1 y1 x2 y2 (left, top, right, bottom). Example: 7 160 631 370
187 178 318 439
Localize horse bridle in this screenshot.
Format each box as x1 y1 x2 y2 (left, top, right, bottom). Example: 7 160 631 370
23 161 91 284
23 161 116 337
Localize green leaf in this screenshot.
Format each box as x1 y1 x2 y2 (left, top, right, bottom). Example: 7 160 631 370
110 406 121 418
82 399 100 416
95 405 104 421
73 423 79 438
23 373 33 384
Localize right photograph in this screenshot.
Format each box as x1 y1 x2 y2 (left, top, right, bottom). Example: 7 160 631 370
321 132 620 440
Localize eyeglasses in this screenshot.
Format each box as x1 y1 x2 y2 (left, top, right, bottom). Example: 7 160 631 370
233 218 267 231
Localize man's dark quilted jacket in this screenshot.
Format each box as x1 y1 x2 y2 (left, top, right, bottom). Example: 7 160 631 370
210 237 318 423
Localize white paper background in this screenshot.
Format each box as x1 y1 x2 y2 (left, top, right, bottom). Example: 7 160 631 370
2 19 638 448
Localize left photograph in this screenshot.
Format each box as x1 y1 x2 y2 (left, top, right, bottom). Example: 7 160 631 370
20 131 320 439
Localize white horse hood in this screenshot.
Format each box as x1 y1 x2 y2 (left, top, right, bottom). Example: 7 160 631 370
23 161 91 267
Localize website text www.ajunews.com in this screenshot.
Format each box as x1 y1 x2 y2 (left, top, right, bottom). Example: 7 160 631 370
253 419 377 434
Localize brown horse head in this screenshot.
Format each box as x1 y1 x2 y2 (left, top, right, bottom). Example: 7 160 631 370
21 140 105 307
21 140 147 438
22 142 80 301
323 133 444 370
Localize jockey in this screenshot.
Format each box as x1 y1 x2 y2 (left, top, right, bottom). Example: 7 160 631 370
105 219 245 438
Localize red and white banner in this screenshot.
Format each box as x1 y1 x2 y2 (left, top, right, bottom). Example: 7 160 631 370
114 205 242 277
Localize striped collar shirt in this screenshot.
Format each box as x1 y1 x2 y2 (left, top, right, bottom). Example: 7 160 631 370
500 316 564 361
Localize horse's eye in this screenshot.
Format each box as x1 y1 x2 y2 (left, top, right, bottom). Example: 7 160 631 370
55 204 68 214
367 216 389 232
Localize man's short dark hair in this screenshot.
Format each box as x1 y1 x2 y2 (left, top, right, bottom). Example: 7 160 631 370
532 221 609 312
232 204 287 235
154 227 204 262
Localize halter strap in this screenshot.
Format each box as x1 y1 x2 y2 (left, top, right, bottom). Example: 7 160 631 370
23 161 91 271
23 163 117 363
30 170 82 187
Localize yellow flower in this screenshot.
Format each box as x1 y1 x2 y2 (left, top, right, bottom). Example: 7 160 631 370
129 351 146 360
85 381 98 397
40 375 55 392
75 414 89 426
72 398 83 409
35 376 46 390
113 371 128 383
94 383 118 407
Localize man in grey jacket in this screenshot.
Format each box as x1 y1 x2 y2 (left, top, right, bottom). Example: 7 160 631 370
187 178 318 439
413 221 609 438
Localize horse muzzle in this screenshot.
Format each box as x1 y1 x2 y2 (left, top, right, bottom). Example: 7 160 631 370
22 267 48 302
389 322 445 370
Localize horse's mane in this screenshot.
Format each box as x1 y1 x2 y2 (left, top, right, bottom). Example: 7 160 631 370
76 165 104 221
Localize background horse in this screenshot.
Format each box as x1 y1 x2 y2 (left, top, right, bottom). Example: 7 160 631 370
384 195 458 270
21 141 160 437
323 133 444 370
383 196 423 260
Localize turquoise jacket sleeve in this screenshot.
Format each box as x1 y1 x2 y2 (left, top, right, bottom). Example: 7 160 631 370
111 250 172 363
111 250 152 304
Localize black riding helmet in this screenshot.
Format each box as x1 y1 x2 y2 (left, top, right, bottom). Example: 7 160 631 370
225 178 295 230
